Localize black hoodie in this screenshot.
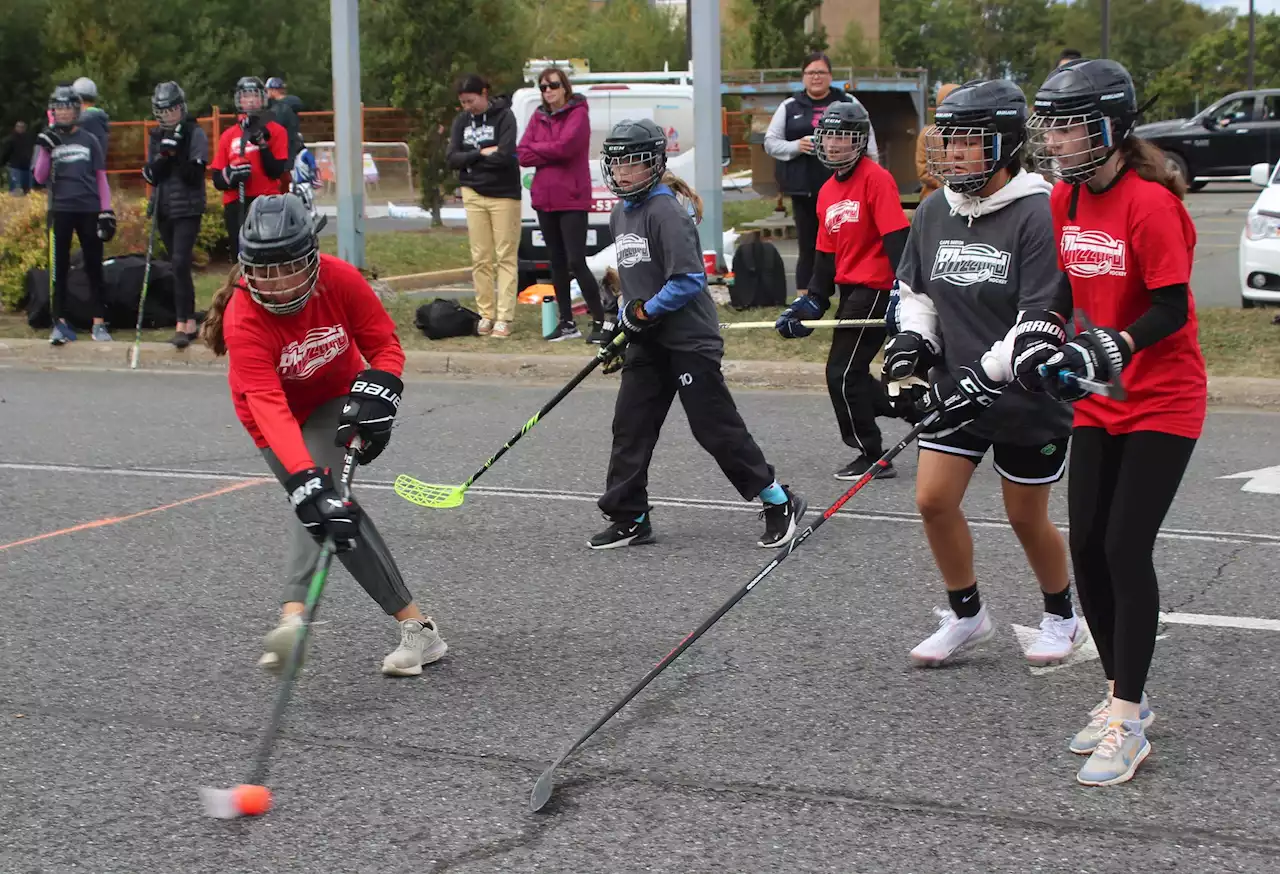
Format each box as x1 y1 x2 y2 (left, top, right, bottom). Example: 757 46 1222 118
447 96 520 200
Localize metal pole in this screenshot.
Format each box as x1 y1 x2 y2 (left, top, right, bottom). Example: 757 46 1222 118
330 0 364 267
1248 0 1256 91
1100 0 1110 58
690 0 724 270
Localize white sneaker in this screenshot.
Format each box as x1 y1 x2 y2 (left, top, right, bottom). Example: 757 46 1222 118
381 618 448 676
1025 612 1086 665
910 605 995 667
258 613 305 674
477 318 494 336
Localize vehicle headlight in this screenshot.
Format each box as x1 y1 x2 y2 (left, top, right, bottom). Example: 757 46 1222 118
1245 213 1280 241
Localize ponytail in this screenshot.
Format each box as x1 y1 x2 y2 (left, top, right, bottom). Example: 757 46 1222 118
201 264 242 356
1120 136 1187 200
661 171 703 224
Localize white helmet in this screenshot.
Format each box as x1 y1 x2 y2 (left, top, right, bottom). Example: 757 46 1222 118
73 77 98 101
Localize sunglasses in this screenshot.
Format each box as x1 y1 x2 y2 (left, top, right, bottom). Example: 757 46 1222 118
539 81 564 92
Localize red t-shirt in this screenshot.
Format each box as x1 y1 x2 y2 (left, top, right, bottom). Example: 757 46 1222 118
815 158 909 289
1050 172 1207 439
223 254 406 474
210 119 290 206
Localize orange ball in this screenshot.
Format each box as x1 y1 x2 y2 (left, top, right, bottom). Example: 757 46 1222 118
233 783 272 817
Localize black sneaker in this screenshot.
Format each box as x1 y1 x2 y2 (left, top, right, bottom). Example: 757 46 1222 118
586 321 607 344
834 456 897 481
588 515 656 550
758 486 807 548
546 321 582 342
169 331 190 349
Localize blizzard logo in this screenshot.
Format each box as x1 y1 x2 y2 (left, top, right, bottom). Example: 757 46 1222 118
462 123 496 149
1060 227 1127 277
53 143 92 165
351 380 401 408
229 136 262 157
615 233 652 268
278 325 350 380
930 241 1011 286
824 199 861 233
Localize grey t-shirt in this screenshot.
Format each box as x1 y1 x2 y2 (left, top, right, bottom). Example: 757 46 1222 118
897 177 1073 445
610 189 723 359
50 127 105 214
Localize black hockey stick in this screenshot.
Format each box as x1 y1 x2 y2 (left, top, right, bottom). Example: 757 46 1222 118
528 412 940 813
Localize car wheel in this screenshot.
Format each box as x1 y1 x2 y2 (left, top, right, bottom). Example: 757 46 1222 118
1243 296 1257 309
1165 151 1191 188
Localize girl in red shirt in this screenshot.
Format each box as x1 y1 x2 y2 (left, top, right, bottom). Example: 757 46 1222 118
202 193 448 677
1023 59 1207 786
210 76 290 259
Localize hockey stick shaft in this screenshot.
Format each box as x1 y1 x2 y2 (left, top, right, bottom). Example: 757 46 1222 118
718 318 884 330
529 412 938 811
130 191 160 369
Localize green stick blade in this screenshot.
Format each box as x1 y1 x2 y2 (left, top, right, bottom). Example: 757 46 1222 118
394 474 466 509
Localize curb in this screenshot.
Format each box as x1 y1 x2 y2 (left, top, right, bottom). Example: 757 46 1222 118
2 338 1278 408
379 267 472 291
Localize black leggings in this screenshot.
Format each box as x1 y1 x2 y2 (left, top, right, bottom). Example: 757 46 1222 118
159 215 201 323
51 211 105 322
1068 428 1197 702
223 195 258 260
536 209 604 323
791 194 820 292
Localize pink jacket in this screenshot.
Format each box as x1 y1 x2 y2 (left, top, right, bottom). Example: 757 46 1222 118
517 94 592 213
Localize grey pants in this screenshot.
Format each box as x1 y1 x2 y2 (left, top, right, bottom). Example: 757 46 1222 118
262 397 413 615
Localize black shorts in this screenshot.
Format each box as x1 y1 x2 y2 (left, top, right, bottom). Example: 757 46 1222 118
918 428 1069 485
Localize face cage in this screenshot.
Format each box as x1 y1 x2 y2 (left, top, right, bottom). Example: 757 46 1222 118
924 125 1008 195
1026 113 1115 185
235 86 267 115
154 103 185 128
814 128 868 173
601 150 666 199
50 100 81 130
241 249 320 316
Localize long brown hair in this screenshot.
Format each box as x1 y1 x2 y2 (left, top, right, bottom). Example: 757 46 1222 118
661 171 703 224
538 65 574 110
201 264 243 356
1120 135 1187 200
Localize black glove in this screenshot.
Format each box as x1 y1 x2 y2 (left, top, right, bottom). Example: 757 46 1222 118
1039 327 1131 401
335 369 403 465
917 361 1004 431
37 129 61 152
618 298 659 338
286 467 362 550
882 331 932 382
885 375 930 423
159 123 186 155
97 210 116 242
243 115 270 146
774 295 825 339
1010 309 1067 392
223 163 253 186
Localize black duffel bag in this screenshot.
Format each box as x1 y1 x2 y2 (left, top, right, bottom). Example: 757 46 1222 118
24 251 177 330
413 298 481 340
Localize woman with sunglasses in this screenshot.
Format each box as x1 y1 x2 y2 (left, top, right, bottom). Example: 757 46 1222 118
518 65 608 343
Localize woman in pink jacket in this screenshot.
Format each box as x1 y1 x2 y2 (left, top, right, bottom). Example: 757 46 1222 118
517 66 608 343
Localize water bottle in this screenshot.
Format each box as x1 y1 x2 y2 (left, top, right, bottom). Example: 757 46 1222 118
541 296 559 337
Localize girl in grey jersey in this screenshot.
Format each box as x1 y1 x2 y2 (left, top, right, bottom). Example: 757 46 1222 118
881 80 1080 668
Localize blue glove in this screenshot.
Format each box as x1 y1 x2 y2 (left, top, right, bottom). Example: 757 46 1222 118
775 295 825 339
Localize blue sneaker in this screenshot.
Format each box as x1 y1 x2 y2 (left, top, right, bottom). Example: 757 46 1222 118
1076 718 1151 786
91 323 113 342
49 321 77 345
1069 693 1154 755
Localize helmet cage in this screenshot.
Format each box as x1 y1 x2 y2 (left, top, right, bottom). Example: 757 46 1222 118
240 249 320 316
1026 111 1116 185
601 148 666 199
925 125 1015 194
814 127 868 173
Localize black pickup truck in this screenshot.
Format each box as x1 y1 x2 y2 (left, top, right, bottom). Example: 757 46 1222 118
1135 88 1280 191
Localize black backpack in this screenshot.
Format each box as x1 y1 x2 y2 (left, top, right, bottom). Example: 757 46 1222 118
729 239 788 310
413 298 481 340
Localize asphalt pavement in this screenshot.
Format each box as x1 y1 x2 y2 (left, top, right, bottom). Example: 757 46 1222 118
2 367 1279 873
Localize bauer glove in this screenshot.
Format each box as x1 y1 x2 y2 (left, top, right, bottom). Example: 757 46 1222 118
335 369 403 465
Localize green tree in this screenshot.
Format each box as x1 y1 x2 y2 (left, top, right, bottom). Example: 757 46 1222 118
829 18 879 68
882 0 983 84
0 0 49 127
1150 13 1280 119
749 0 827 68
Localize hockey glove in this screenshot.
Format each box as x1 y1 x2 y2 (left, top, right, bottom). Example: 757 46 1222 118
223 164 253 187
618 298 659 339
1010 309 1067 392
97 210 116 242
243 115 270 146
917 360 1004 431
36 129 62 152
881 331 933 382
159 124 185 156
1039 326 1131 401
286 467 362 550
335 369 403 465
885 374 930 423
774 295 825 339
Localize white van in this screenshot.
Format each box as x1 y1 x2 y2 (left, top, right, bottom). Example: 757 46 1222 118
510 81 698 287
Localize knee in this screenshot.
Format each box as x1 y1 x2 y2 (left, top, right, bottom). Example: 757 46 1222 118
1103 527 1155 592
1005 500 1049 538
917 488 960 524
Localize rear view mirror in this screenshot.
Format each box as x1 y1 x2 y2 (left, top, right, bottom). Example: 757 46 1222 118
1251 162 1272 187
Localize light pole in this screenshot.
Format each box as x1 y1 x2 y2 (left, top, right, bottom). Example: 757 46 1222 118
690 0 724 269
1248 0 1256 90
1100 0 1110 59
330 0 364 267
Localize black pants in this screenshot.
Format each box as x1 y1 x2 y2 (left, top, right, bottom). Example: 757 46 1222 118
537 209 604 324
1068 428 1197 703
791 194 820 292
159 215 201 323
826 285 890 457
224 195 258 260
599 344 776 519
52 211 104 322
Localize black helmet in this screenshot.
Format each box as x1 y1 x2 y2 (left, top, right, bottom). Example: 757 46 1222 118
925 78 1028 195
239 194 320 316
265 77 286 91
601 118 667 200
813 101 871 174
234 76 267 115
1026 58 1139 184
48 84 82 132
152 81 187 127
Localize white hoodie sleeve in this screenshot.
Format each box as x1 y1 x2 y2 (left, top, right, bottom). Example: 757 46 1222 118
765 100 803 161
895 279 942 353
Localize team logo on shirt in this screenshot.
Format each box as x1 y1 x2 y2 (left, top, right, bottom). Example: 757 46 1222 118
1059 226 1127 278
277 325 350 380
52 144 92 165
615 233 652 268
929 240 1011 286
229 136 263 157
824 199 861 233
462 124 496 148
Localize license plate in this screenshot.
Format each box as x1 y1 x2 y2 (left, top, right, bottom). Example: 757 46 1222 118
531 229 599 248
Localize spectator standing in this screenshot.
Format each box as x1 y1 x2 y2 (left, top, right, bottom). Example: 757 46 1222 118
210 76 290 259
517 65 608 343
266 76 305 164
447 73 521 339
1 121 34 194
1057 49 1083 68
915 83 959 202
73 77 110 162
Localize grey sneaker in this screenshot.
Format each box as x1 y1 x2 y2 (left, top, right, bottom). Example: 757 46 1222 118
1070 693 1154 755
49 321 77 345
1076 719 1151 786
381 617 448 676
258 613 305 674
92 323 113 341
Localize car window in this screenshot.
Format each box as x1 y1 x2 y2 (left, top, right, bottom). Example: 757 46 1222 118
1264 96 1280 121
1211 97 1255 127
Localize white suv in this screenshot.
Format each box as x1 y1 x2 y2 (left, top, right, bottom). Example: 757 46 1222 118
1240 161 1280 308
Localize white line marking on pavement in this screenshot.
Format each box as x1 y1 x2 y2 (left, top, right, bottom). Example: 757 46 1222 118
1160 612 1280 632
4 461 1280 546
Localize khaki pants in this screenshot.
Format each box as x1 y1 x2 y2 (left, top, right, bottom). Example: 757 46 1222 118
461 188 521 323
